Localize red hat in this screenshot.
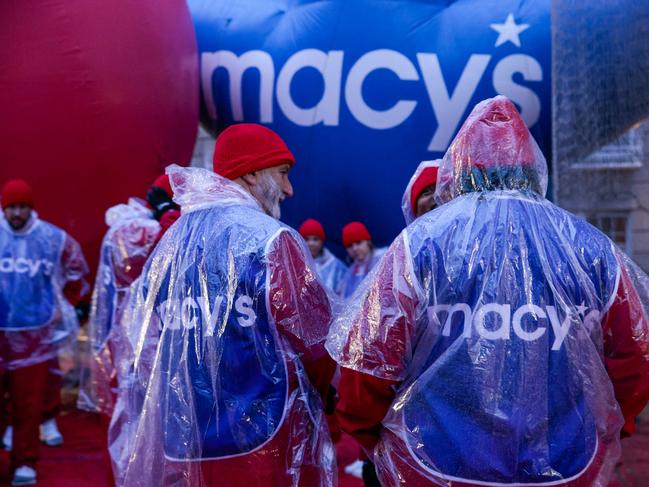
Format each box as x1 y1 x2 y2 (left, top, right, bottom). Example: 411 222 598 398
213 124 295 180
299 219 325 241
1 179 34 209
342 222 372 248
410 165 439 213
152 174 173 197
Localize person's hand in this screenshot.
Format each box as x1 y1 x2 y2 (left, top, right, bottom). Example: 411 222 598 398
75 301 90 322
146 186 179 221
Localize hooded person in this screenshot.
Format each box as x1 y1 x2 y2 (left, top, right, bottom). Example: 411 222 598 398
326 96 649 486
120 124 336 487
78 174 179 416
0 179 88 486
338 222 385 299
299 218 347 294
401 160 441 225
76 174 180 484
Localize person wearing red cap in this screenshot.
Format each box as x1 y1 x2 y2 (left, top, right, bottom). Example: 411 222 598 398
0 179 89 486
327 96 649 486
401 160 441 225
76 173 180 485
299 218 347 294
339 222 385 299
120 124 336 487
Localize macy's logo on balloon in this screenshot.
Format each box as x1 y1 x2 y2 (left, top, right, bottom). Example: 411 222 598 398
428 303 600 350
201 48 542 152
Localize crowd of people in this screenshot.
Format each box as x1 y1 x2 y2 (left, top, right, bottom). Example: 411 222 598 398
2 96 649 487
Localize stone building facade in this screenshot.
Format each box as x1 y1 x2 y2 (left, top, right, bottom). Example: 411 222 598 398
555 121 649 271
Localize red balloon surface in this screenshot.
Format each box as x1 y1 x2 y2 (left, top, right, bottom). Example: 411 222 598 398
0 0 199 280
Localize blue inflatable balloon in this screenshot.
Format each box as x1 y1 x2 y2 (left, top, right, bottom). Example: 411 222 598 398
189 0 551 251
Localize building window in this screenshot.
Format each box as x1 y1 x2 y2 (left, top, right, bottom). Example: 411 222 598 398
587 213 632 254
571 127 643 170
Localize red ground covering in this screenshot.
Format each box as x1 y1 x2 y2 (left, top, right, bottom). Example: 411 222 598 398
0 410 646 486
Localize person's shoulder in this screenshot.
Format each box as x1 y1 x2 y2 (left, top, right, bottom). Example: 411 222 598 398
36 218 66 238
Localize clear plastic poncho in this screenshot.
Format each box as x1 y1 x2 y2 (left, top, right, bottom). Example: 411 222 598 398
119 165 336 487
337 248 386 299
78 199 160 415
313 248 347 295
327 96 649 486
401 159 442 225
0 212 88 370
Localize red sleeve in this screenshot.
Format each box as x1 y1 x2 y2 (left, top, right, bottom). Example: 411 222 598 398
158 209 180 236
329 235 421 451
267 230 335 400
334 235 421 381
603 262 649 436
336 367 398 452
60 234 89 305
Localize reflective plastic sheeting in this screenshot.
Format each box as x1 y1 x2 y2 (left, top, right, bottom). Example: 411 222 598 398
435 95 548 205
313 248 347 296
401 159 442 226
0 213 88 370
78 199 160 416
120 165 336 487
326 96 649 486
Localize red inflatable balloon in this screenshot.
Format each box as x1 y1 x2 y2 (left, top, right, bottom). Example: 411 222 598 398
0 0 198 278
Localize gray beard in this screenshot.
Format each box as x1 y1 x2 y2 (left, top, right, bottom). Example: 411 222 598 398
255 171 283 219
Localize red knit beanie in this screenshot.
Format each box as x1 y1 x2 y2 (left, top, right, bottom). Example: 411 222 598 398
213 124 295 180
1 179 34 209
342 222 372 248
299 219 325 241
152 174 173 197
410 165 439 213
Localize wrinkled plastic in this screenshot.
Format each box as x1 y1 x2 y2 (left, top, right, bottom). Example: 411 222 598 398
0 212 88 370
435 95 548 205
337 248 386 299
78 199 160 415
119 165 336 487
401 159 441 225
313 248 347 295
327 97 649 486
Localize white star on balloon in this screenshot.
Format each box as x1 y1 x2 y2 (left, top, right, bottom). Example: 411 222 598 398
490 13 530 48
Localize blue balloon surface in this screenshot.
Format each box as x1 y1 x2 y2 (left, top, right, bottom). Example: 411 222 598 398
189 0 551 252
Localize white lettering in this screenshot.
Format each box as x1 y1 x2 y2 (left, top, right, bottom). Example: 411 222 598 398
276 49 344 126
429 304 472 338
200 295 224 336
200 49 545 152
14 258 30 274
474 303 511 340
159 294 256 331
235 295 256 328
426 302 576 348
181 297 200 331
493 54 542 127
345 49 419 129
512 304 546 341
418 53 491 151
546 306 572 351
201 50 275 122
0 257 53 277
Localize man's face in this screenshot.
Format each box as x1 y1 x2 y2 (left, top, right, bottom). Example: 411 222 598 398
251 164 294 219
346 240 371 262
3 204 32 231
415 185 437 217
305 236 324 258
